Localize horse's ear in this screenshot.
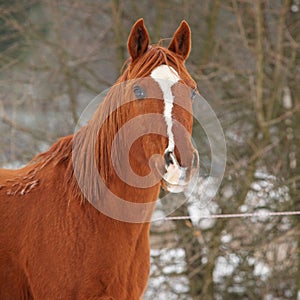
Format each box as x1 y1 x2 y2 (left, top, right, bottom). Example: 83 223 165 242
127 19 149 62
168 21 191 61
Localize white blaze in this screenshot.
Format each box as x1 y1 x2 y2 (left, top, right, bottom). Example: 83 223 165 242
150 64 180 152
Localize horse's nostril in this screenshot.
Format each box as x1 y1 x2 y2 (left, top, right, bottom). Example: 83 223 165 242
164 151 174 167
192 150 199 168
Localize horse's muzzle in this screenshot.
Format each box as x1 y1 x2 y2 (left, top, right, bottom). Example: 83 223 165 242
163 149 199 193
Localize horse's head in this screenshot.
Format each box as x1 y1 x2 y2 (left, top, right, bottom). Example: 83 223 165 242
71 19 200 221
114 19 199 193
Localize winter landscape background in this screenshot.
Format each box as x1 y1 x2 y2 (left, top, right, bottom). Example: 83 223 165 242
0 0 299 299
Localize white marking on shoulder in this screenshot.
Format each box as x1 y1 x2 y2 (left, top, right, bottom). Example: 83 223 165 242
150 65 180 152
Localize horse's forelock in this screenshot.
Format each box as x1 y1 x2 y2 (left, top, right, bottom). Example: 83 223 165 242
120 46 196 88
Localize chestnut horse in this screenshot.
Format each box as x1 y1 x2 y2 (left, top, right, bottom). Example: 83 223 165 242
0 19 198 299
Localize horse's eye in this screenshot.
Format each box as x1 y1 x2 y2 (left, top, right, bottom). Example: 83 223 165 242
133 85 146 99
191 89 198 101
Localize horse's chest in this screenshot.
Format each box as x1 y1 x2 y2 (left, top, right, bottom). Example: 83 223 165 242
99 230 150 296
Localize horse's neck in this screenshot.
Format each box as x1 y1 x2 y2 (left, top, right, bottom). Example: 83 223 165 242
68 124 160 221
72 105 161 200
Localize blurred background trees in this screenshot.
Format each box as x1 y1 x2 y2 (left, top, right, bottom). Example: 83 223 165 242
0 0 299 299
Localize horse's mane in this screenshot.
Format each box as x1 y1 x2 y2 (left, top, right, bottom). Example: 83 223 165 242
30 46 196 202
